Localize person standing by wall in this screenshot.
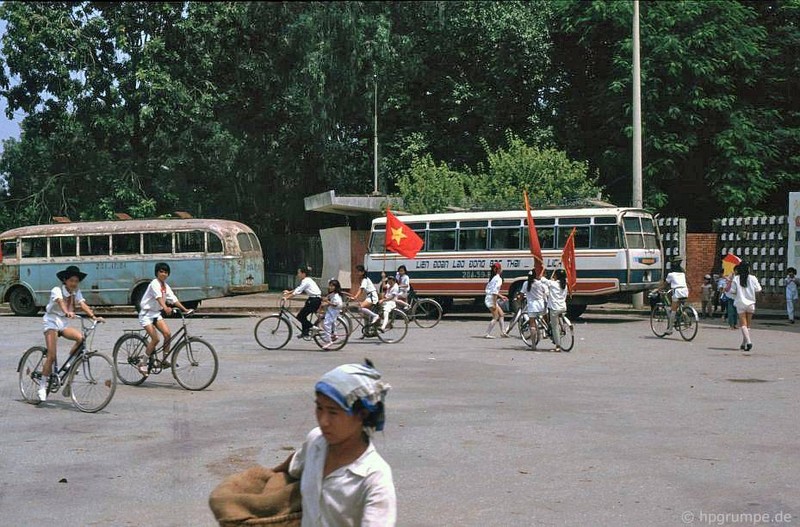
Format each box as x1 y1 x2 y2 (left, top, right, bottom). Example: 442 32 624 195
786 267 799 324
700 274 714 319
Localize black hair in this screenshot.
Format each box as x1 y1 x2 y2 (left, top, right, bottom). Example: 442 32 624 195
355 265 367 275
527 270 536 284
155 262 171 276
789 267 797 275
353 399 385 431
328 279 342 294
738 261 750 287
397 265 407 273
670 261 684 273
554 268 567 290
298 265 311 276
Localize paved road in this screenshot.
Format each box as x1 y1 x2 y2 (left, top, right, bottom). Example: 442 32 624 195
1 312 797 526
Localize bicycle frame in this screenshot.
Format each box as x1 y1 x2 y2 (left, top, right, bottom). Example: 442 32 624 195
17 316 99 378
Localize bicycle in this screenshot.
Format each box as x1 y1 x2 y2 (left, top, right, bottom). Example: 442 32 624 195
18 316 117 413
518 309 575 352
401 293 443 328
113 309 219 390
649 289 699 341
340 299 409 344
254 299 350 351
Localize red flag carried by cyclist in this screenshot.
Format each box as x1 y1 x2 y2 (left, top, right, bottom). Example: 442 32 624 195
562 227 578 295
524 191 544 277
385 208 424 259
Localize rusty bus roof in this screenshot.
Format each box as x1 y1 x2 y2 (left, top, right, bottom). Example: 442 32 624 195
0 218 256 239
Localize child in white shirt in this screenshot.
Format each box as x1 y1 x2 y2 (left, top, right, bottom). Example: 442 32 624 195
540 269 569 352
786 267 799 323
663 259 689 335
379 275 400 331
727 261 762 351
319 279 344 350
39 265 101 402
138 262 191 375
273 361 396 527
484 262 508 338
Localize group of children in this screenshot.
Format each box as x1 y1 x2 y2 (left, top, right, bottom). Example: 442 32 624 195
483 262 571 352
282 264 413 349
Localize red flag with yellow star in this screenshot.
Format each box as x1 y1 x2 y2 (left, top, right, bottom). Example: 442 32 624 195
385 209 424 259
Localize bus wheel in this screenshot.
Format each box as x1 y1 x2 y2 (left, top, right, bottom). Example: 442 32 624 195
9 287 38 316
566 304 587 320
131 283 149 312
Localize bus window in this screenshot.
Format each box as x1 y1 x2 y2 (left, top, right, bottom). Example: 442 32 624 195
641 217 656 233
113 234 140 255
248 233 261 252
80 235 110 256
208 232 224 253
368 232 384 253
559 217 591 226
1 239 18 259
523 226 555 249
459 228 488 251
558 226 589 248
21 237 47 258
176 231 204 253
50 236 77 258
623 217 647 249
490 228 521 250
594 216 617 224
623 217 641 233
144 233 173 254
644 234 659 249
427 230 456 251
237 233 253 252
591 225 621 249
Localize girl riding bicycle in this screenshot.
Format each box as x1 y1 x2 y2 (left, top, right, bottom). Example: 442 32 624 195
662 258 689 335
349 265 380 328
39 266 102 402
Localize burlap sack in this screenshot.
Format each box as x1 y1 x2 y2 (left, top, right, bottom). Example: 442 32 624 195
209 465 302 527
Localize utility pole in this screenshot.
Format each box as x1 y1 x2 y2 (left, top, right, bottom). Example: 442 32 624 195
373 73 379 196
632 0 645 309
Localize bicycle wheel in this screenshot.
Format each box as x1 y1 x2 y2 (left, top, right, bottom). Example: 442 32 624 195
677 306 699 341
340 310 356 337
254 315 291 350
412 298 443 328
171 337 219 390
68 353 117 413
313 316 350 351
650 304 669 338
377 309 409 344
112 333 149 386
18 346 46 404
559 316 575 352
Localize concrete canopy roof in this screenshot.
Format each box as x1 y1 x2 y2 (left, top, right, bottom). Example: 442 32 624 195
304 190 405 216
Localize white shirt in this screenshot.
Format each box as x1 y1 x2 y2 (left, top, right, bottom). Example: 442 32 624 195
485 275 502 305
293 277 322 297
45 285 85 317
521 280 548 314
787 275 799 296
383 283 400 301
395 274 410 293
139 278 178 317
361 278 378 302
728 274 762 310
665 272 689 299
541 278 568 312
288 428 396 527
326 292 343 310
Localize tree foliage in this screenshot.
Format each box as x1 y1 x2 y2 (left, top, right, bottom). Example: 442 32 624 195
0 1 796 264
397 133 600 214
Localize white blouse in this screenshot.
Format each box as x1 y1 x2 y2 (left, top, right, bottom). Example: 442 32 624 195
288 428 396 527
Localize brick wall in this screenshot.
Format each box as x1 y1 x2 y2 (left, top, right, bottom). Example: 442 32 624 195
685 233 718 302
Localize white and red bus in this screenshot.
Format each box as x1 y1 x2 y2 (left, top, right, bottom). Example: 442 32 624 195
365 207 663 318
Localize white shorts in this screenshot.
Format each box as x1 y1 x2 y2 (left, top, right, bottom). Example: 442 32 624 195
736 304 756 315
484 297 496 310
138 311 164 328
42 313 67 334
672 287 689 299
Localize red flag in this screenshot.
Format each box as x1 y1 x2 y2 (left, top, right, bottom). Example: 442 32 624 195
385 208 424 258
721 253 741 277
562 227 577 295
524 191 544 277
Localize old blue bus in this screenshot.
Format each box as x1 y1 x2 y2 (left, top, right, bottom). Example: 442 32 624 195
0 218 267 315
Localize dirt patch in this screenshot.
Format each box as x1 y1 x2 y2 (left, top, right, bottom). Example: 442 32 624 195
205 446 261 477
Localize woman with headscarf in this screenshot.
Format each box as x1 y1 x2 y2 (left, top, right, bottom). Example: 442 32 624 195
273 361 396 526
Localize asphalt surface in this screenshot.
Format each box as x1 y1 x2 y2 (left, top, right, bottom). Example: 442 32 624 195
0 310 798 526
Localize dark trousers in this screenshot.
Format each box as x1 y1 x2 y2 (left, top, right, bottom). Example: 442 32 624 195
726 298 738 327
297 297 322 336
